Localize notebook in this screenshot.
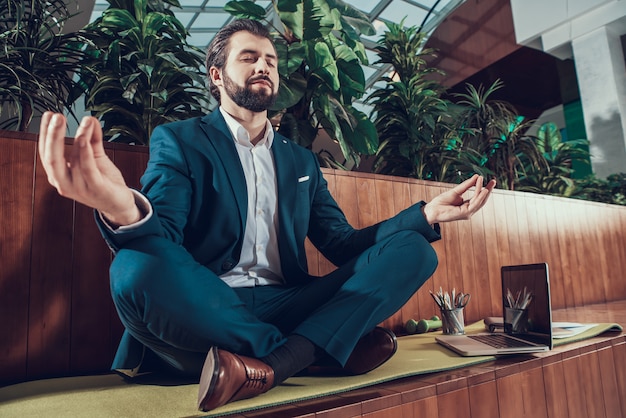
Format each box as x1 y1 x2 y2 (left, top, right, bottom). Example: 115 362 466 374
436 263 553 356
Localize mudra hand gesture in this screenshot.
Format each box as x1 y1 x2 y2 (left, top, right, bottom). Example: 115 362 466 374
423 175 496 224
38 112 141 226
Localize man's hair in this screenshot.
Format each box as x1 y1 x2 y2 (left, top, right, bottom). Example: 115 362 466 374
205 19 274 102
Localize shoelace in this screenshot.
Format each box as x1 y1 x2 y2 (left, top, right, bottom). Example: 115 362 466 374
243 367 268 389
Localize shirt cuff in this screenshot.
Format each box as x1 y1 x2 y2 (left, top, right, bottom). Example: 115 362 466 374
98 189 152 232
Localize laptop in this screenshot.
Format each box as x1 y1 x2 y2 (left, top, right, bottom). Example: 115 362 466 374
436 263 553 356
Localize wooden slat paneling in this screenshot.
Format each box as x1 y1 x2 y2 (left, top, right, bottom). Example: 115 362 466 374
538 196 565 308
69 201 115 373
391 179 423 329
0 137 36 383
541 359 569 418
596 344 622 418
468 380 499 418
27 152 74 379
437 388 471 418
479 196 503 316
612 340 626 416
561 353 589 418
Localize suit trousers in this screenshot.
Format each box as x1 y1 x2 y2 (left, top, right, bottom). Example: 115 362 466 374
109 230 438 375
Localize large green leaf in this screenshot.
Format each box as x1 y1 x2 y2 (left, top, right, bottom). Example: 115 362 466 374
223 1 266 20
342 106 378 155
143 13 170 37
302 0 335 41
133 0 147 23
307 41 339 91
272 72 307 110
99 9 137 31
326 0 375 36
274 39 305 76
276 0 304 40
314 94 357 163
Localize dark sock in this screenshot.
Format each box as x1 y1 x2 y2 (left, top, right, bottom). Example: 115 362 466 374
261 334 322 386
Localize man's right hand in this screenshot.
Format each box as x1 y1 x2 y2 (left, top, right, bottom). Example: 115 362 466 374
38 112 142 227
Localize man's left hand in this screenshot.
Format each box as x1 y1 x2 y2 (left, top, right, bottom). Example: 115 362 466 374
422 174 496 224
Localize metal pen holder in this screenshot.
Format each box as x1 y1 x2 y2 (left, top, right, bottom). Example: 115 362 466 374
440 307 465 335
430 287 470 335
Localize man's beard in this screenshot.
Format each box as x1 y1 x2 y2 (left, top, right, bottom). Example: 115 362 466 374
222 70 277 112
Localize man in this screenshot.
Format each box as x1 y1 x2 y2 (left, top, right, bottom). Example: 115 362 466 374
38 19 495 412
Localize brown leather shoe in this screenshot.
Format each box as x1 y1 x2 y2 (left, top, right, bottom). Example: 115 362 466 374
197 347 275 412
307 327 398 376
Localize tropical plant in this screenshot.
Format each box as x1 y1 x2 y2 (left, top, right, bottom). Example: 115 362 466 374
76 0 208 145
224 0 378 166
367 20 483 182
516 122 591 196
451 80 547 190
572 173 626 205
0 0 91 131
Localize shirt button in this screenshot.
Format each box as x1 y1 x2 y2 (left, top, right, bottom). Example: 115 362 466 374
221 260 234 271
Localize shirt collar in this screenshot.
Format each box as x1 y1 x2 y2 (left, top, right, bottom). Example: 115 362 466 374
219 107 274 149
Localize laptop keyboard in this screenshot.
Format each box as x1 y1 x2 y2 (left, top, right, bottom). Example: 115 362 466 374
469 334 536 349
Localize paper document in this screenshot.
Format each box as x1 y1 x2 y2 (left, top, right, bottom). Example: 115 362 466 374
552 322 597 339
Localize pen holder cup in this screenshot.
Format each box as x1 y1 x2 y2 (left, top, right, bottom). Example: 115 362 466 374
504 307 529 334
440 307 465 335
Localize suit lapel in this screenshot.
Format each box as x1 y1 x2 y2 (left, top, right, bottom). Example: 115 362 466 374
199 112 248 226
272 132 298 242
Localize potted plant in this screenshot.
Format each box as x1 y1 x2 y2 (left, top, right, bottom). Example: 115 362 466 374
224 0 378 167
367 19 483 182
451 80 548 190
77 0 209 145
516 122 591 196
0 0 91 131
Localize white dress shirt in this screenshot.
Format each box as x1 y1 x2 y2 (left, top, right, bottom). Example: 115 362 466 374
217 108 283 287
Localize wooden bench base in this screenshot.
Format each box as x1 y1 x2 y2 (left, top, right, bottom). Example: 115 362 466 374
227 301 626 418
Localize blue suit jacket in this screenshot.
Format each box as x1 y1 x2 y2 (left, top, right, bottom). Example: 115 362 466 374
98 111 440 370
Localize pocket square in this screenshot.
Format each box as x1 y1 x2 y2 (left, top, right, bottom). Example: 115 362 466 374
298 175 310 183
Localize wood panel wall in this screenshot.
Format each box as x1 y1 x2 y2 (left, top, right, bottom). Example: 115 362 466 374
0 133 146 385
1 131 625 385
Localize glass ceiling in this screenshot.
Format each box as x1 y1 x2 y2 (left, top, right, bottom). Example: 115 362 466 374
89 0 464 97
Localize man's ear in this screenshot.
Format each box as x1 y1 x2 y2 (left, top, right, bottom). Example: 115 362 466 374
209 67 223 87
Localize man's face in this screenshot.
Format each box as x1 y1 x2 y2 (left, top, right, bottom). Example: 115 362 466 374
216 31 279 112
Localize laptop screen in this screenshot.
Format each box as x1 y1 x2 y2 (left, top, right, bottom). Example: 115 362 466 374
501 263 553 348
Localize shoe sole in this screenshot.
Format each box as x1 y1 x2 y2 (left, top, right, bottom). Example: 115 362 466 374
197 347 220 411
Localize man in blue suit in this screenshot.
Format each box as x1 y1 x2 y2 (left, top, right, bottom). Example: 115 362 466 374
39 19 495 412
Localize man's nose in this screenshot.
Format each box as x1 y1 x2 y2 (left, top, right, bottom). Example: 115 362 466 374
255 58 270 74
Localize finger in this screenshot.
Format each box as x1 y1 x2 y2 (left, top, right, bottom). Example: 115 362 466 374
41 113 70 187
451 174 479 194
468 182 494 213
85 117 106 159
74 117 101 186
70 117 87 167
38 111 54 161
474 175 484 195
70 116 97 161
